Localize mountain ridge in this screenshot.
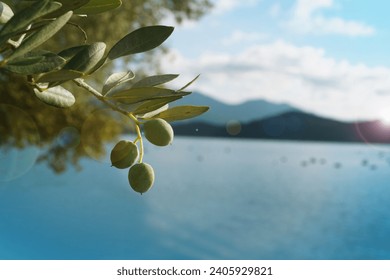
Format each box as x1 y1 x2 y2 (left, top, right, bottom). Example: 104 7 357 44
172 110 390 143
172 92 300 125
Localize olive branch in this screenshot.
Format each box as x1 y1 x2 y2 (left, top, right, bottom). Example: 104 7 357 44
0 0 209 194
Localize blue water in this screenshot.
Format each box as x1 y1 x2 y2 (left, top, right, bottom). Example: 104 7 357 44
1 137 390 260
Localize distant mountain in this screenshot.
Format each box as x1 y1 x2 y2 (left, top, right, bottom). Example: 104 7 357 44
173 111 390 143
172 92 300 125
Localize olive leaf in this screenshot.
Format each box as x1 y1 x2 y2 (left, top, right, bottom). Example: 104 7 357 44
0 0 61 46
132 74 179 88
46 0 89 18
107 87 189 105
33 85 76 108
136 104 169 119
0 2 13 24
5 52 65 74
6 11 73 61
74 0 122 15
152 105 209 122
108 25 174 60
57 45 90 61
36 69 84 83
133 96 182 115
63 42 106 74
102 71 135 95
178 74 200 91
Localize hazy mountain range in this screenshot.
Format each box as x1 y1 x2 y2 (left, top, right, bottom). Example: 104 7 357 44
172 92 299 125
171 92 390 143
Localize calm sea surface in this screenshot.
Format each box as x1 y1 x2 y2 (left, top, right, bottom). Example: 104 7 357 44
1 137 390 259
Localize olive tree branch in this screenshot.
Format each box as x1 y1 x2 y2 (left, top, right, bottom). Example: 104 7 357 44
73 78 139 122
73 77 145 163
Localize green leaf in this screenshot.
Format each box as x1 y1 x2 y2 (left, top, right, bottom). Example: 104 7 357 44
137 104 169 119
133 96 182 115
46 0 90 17
132 74 179 88
7 11 73 61
63 42 106 74
107 87 189 105
0 0 61 46
57 45 89 61
152 105 209 122
108 25 174 60
102 71 134 95
5 53 65 74
75 0 122 14
178 74 200 91
7 56 43 66
33 86 75 108
0 2 13 24
36 69 83 83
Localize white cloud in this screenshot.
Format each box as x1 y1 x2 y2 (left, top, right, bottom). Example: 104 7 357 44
294 0 333 19
162 41 390 121
212 0 261 14
286 0 375 36
222 30 267 46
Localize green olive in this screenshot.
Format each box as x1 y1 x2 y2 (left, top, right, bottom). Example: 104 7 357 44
128 163 155 194
143 118 174 146
110 140 138 169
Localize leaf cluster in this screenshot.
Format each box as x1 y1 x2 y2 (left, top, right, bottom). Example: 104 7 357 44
0 0 209 180
0 0 208 120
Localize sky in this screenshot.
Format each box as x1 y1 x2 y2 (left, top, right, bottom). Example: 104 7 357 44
161 0 390 122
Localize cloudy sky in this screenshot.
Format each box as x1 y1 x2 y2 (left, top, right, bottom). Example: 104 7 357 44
161 0 390 122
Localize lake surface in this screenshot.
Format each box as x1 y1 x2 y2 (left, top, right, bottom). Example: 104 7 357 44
1 137 390 260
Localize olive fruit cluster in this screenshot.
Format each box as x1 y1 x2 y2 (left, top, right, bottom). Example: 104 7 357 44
110 118 174 195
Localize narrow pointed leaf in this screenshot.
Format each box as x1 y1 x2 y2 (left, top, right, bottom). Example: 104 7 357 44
46 0 90 17
75 0 121 14
7 11 73 61
33 86 75 108
137 104 169 119
102 71 134 95
63 42 106 74
108 87 188 105
58 45 89 61
36 69 83 83
6 56 43 66
5 53 65 74
132 74 179 88
153 105 209 122
0 0 61 45
178 74 200 92
0 2 14 24
133 96 182 115
108 25 174 60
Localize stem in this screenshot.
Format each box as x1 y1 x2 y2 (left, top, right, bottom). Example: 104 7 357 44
135 124 144 163
73 78 136 120
73 78 145 162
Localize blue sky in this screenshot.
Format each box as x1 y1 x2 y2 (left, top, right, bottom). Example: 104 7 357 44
161 0 390 122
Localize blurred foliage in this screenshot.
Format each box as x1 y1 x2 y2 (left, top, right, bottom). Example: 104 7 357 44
0 0 212 173
6 0 212 71
0 70 127 172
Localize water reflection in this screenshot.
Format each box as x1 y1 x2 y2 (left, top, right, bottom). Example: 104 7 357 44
140 138 390 259
1 137 390 259
0 104 40 181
